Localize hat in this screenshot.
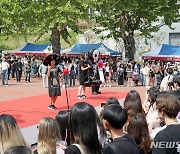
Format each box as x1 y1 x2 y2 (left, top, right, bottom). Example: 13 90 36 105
43 54 61 66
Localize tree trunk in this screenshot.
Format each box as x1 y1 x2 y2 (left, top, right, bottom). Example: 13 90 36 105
123 33 136 60
120 13 136 60
51 24 60 54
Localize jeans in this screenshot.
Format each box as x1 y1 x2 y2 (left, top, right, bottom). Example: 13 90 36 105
69 71 76 86
155 74 161 87
140 73 146 86
16 69 22 81
2 69 8 85
64 74 69 86
25 71 30 82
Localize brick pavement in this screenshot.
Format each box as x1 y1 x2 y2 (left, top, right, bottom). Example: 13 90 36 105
0 76 148 103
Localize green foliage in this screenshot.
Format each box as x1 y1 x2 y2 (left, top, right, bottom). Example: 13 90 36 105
91 0 180 59
0 0 90 51
92 0 180 38
0 30 79 50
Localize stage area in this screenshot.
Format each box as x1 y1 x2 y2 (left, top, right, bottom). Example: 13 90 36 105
0 89 127 128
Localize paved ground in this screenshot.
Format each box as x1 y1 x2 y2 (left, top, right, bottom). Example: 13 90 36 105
0 76 148 104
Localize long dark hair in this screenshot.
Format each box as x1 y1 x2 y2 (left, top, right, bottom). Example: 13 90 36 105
147 87 160 106
124 90 144 117
69 102 102 154
55 110 70 145
127 114 151 154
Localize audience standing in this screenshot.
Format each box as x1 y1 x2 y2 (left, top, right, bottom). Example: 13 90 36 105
152 94 180 154
102 104 139 154
65 102 102 154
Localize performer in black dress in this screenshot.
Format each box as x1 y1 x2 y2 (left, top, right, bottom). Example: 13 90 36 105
47 58 63 110
77 54 91 100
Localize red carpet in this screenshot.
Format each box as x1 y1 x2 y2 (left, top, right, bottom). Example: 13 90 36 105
0 89 127 128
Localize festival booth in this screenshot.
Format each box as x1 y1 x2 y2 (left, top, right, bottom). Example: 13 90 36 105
61 43 122 57
142 44 180 61
9 43 52 57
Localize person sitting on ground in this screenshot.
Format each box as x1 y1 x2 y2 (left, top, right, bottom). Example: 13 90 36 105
0 114 27 154
102 104 139 154
65 102 102 154
4 146 32 154
34 117 61 154
152 94 180 154
127 113 151 154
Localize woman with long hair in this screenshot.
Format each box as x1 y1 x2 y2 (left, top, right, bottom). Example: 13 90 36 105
124 90 144 117
0 114 27 153
127 114 151 154
55 110 70 146
4 146 32 154
34 117 61 154
65 102 102 154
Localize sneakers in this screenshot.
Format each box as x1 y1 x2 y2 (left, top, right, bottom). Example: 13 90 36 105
48 105 57 110
77 95 87 100
77 95 82 100
81 95 87 99
52 105 57 110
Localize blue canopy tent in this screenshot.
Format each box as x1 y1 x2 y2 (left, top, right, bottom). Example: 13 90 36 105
9 43 52 56
62 43 122 56
142 44 180 61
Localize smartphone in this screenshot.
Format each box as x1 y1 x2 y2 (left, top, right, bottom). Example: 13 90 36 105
101 103 106 107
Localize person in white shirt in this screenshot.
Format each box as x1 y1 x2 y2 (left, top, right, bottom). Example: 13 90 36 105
39 63 48 88
1 57 9 86
160 67 174 91
105 63 111 87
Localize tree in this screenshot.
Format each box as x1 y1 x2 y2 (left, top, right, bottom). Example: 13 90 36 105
0 0 89 54
91 0 180 60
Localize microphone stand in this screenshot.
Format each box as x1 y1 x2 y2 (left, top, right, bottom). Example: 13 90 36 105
64 72 70 109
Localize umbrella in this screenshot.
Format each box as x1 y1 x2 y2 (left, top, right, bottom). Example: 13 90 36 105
43 54 61 66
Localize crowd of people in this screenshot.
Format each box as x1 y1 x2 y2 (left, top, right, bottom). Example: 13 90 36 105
0 53 180 154
1 53 180 89
0 86 180 153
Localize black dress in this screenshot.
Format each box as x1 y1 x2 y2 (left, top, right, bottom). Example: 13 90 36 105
118 68 124 85
79 60 88 85
48 66 61 97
